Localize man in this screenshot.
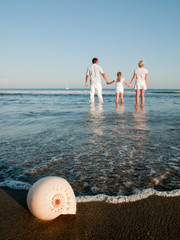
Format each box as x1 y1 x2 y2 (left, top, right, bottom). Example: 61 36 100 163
85 58 108 103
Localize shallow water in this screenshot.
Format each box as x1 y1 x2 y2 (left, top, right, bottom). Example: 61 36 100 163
0 89 180 197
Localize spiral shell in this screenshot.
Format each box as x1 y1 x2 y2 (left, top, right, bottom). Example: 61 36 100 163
27 176 76 220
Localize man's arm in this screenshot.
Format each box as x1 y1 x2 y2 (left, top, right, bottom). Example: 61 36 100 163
85 75 89 87
102 73 108 84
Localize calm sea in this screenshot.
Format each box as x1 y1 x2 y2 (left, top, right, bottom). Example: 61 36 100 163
0 88 180 201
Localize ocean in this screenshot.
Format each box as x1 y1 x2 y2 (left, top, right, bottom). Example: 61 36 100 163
0 88 180 202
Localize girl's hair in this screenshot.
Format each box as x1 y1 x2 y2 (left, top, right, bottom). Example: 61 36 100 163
117 72 122 77
138 60 145 67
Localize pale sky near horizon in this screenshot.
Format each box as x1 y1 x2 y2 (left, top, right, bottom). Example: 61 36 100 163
0 0 180 89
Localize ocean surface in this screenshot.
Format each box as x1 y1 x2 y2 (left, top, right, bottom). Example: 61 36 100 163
0 88 180 202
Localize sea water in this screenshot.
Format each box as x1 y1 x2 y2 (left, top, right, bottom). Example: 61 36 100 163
0 89 180 202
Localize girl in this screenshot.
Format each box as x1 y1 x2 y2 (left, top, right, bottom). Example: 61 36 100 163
129 60 148 106
108 72 130 105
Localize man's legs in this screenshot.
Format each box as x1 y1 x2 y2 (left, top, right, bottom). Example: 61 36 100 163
96 85 103 103
90 85 95 103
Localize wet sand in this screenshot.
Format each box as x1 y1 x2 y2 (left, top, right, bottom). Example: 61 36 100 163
0 187 180 240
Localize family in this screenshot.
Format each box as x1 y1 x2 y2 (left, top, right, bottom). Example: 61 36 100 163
85 58 148 107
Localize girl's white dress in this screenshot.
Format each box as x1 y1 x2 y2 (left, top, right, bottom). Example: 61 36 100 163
115 78 125 93
134 67 148 90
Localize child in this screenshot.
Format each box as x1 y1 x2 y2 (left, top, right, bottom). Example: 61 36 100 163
108 72 130 105
129 60 148 106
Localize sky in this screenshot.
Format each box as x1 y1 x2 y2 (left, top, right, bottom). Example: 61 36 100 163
0 0 180 89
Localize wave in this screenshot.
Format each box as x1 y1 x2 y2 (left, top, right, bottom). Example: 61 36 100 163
0 180 31 190
153 91 180 94
0 90 90 95
0 89 135 96
76 189 180 203
1 89 180 96
0 180 179 203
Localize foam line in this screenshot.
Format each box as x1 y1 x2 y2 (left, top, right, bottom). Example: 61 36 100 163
0 180 31 190
0 180 179 203
0 90 135 95
76 189 180 203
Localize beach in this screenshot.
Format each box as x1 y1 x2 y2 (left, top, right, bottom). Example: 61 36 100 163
1 187 180 240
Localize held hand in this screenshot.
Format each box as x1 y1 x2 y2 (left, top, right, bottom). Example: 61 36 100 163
85 82 88 87
107 80 115 85
129 84 131 88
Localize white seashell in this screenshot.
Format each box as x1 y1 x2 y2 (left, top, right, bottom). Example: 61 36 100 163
27 176 76 220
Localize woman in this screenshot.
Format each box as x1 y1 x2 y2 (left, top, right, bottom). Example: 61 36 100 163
129 60 148 106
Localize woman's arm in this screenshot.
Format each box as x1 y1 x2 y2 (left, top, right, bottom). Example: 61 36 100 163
145 73 147 88
123 81 130 88
129 73 136 87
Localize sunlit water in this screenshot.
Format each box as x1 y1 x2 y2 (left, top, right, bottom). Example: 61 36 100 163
0 89 180 198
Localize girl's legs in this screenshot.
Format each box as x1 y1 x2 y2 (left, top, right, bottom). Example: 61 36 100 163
120 93 124 104
115 93 119 106
141 89 145 105
136 89 140 104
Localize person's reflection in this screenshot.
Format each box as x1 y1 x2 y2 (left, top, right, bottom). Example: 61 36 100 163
88 103 104 136
115 103 124 115
132 104 148 154
134 104 145 111
89 102 103 116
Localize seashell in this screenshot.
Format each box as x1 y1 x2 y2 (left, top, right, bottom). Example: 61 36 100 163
27 176 76 220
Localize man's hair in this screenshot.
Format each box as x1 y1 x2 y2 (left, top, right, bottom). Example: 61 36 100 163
92 58 98 63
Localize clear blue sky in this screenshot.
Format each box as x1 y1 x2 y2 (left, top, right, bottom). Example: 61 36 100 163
0 0 180 89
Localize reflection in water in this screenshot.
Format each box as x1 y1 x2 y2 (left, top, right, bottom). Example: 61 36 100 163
109 105 150 195
134 104 145 111
115 104 124 115
89 103 103 116
88 103 104 136
133 105 147 131
132 106 148 165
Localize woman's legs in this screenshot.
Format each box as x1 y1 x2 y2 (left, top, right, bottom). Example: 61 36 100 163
136 89 140 104
141 89 145 105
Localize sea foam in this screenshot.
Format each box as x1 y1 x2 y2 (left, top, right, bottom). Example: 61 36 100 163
0 180 31 190
0 90 135 96
0 180 179 203
76 189 180 203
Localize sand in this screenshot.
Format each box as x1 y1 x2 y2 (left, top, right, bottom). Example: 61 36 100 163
0 187 180 240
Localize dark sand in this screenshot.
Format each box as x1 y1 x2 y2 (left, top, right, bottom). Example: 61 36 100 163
0 187 179 240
